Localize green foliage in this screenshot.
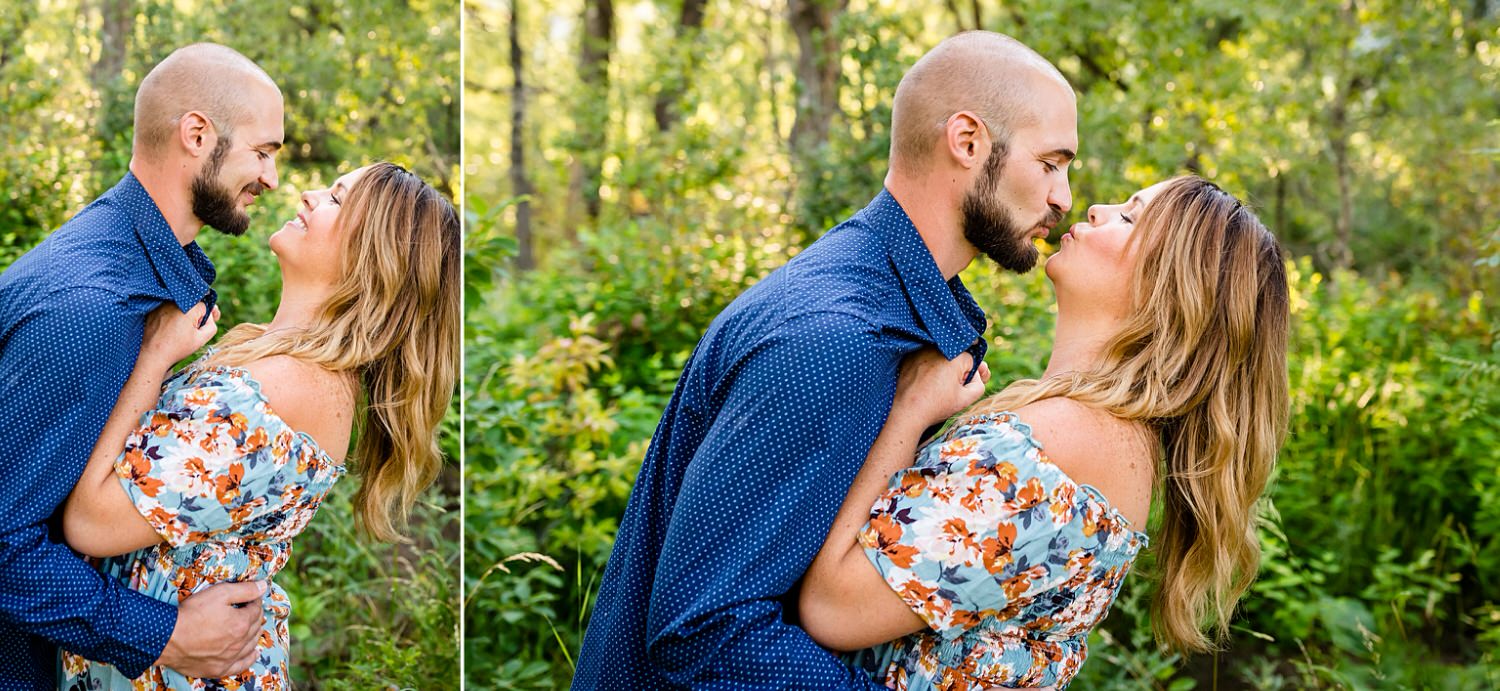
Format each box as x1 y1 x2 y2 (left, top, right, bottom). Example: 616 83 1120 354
473 0 1498 687
0 2 458 686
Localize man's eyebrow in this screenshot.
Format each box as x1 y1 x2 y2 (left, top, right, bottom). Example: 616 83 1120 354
1043 148 1076 162
256 141 284 152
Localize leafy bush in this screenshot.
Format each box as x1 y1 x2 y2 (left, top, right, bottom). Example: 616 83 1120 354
468 242 1499 688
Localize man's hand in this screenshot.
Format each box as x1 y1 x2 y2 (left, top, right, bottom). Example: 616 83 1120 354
154 580 266 678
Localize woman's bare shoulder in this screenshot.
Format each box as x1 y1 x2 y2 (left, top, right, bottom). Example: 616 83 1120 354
240 355 356 461
1012 396 1155 527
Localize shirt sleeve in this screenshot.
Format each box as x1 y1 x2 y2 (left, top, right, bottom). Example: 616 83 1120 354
114 371 300 547
0 288 177 677
643 311 894 690
857 416 1100 638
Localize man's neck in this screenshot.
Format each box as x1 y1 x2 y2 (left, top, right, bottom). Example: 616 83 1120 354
128 158 201 247
884 169 978 280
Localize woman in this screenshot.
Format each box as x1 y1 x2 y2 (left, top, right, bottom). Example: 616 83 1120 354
57 162 460 689
799 176 1289 689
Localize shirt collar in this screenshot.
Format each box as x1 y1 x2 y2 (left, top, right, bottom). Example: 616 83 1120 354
858 188 988 362
115 172 218 314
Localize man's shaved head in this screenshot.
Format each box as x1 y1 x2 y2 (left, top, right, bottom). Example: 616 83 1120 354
132 43 280 160
890 31 1072 172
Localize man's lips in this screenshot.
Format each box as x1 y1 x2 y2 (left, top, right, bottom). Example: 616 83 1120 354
240 183 268 206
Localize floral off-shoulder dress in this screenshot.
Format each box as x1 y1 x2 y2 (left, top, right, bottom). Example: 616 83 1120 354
61 360 345 691
847 412 1148 690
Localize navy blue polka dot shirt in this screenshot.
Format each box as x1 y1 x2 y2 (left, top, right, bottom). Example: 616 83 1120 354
572 189 988 689
0 172 216 688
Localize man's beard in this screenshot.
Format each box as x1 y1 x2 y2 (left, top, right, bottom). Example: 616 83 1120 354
961 139 1063 273
190 136 262 237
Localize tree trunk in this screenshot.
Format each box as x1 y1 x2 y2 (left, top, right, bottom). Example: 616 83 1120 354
652 0 707 132
787 0 845 154
1273 169 1287 239
1329 103 1354 271
566 0 614 230
786 0 846 240
91 0 133 145
510 0 534 270
1326 3 1358 272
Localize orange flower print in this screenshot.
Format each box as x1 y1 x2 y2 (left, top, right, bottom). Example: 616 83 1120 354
118 447 164 498
979 523 1018 574
940 517 980 555
864 513 921 568
215 462 245 504
146 411 175 437
1012 477 1046 512
940 437 980 463
895 578 948 621
1002 565 1046 601
228 411 251 436
229 497 267 524
895 469 930 498
242 426 270 454
184 386 216 407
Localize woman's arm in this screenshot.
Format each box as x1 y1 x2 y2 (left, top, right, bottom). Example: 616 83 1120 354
62 302 218 558
799 348 988 651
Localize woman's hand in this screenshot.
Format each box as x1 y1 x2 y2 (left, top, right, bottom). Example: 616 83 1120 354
798 347 993 651
891 347 991 431
139 301 218 370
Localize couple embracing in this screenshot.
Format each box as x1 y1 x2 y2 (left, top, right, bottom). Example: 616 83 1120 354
0 44 458 689
574 31 1289 690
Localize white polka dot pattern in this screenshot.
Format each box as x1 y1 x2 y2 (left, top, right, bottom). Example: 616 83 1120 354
0 173 217 688
571 189 989 690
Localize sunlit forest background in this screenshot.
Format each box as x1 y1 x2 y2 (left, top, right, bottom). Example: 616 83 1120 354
467 0 1498 688
1 2 459 688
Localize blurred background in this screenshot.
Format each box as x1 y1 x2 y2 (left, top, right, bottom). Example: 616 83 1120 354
1 2 459 688
466 0 1498 688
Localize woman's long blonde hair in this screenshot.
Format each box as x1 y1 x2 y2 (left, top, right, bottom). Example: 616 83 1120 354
971 176 1290 652
208 162 460 542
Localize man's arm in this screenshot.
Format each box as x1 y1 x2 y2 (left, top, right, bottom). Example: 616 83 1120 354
0 289 177 675
643 312 894 689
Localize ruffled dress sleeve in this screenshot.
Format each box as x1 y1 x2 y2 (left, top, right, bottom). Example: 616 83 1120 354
857 412 1146 642
112 365 343 548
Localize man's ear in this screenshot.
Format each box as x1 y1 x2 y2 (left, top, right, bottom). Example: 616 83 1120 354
177 111 217 158
943 111 987 170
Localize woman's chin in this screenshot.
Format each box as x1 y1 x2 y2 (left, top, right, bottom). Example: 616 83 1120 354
1043 254 1063 281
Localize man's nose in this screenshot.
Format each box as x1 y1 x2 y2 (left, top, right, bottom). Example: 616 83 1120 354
261 161 279 192
1050 178 1073 215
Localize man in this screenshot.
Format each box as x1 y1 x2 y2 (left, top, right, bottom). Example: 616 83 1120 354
0 43 284 688
573 31 1077 689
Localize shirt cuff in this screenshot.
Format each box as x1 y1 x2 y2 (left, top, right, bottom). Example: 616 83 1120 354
107 591 177 679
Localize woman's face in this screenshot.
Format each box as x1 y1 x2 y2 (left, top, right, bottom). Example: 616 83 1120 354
1045 179 1175 318
269 165 374 287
